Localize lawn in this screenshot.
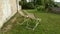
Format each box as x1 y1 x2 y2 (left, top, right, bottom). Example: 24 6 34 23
1 9 60 34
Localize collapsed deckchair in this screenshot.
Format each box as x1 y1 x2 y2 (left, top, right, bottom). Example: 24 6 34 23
18 10 41 30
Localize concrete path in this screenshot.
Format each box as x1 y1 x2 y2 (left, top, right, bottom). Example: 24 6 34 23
18 10 36 19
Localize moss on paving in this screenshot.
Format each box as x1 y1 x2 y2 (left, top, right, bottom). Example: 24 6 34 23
1 10 60 34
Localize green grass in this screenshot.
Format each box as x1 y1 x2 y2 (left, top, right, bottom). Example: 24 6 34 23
1 9 60 34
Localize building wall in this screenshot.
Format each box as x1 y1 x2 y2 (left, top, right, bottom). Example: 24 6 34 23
0 0 4 28
10 0 17 15
0 0 20 28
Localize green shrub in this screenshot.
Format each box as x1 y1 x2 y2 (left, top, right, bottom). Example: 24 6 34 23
19 1 35 9
22 3 35 9
36 5 45 11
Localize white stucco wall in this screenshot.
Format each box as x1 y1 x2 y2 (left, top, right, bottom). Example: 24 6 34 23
0 0 20 28
3 0 11 21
